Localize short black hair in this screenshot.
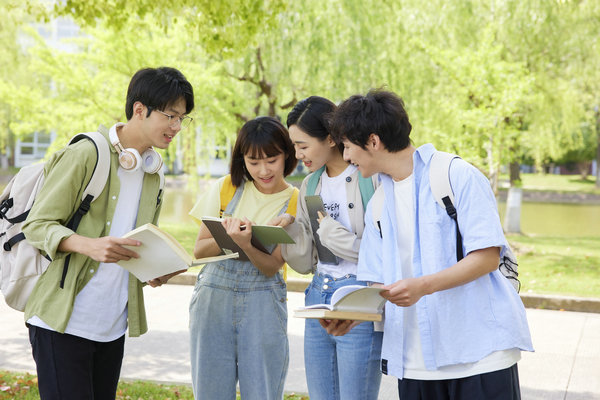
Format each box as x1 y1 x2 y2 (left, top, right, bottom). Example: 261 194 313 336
125 67 194 120
330 89 412 152
230 116 298 187
286 96 342 153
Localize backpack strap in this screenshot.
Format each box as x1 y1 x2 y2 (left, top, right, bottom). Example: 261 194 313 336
59 131 111 289
69 131 110 204
306 166 325 196
357 171 375 211
285 188 299 216
219 175 238 217
307 166 374 212
429 151 463 261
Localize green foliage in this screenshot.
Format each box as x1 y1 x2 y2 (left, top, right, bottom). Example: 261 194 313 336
2 0 599 179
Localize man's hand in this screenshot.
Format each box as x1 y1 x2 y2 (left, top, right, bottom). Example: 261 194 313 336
381 277 427 307
85 237 141 263
147 269 187 288
319 319 362 336
59 235 141 264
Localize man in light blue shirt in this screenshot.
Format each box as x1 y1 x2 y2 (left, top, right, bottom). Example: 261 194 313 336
325 89 533 399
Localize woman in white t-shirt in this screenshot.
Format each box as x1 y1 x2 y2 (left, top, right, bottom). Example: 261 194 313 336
187 116 299 400
279 97 383 400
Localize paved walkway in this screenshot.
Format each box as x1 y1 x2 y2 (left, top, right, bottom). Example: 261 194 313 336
2 285 600 399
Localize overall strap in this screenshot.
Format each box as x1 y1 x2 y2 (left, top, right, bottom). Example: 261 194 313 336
223 184 244 217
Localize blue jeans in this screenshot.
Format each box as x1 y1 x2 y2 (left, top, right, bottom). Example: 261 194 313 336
304 272 383 400
189 259 289 400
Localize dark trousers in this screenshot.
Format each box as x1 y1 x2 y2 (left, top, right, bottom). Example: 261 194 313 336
398 364 521 400
28 324 125 400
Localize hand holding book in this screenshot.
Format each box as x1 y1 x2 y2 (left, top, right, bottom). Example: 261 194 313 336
117 223 238 282
294 285 386 322
201 216 295 262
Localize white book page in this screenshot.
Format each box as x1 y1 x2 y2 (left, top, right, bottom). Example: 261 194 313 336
296 285 386 313
332 286 386 313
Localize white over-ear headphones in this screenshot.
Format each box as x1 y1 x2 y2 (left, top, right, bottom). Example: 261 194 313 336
108 123 163 174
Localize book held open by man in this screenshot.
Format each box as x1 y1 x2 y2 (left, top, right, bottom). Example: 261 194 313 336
294 285 386 322
118 223 238 282
201 216 295 261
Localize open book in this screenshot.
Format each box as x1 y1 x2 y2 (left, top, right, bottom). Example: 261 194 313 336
118 223 238 282
201 216 295 261
294 285 386 322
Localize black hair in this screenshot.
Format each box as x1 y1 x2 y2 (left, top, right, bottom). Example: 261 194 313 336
330 89 412 152
125 67 195 120
230 116 298 187
286 96 343 153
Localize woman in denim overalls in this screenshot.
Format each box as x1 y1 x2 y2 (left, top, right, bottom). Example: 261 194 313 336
188 117 298 400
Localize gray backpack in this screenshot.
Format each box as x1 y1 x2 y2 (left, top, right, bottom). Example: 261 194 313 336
0 131 110 311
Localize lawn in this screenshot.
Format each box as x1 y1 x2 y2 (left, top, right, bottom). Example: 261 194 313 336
159 222 600 299
0 371 308 400
500 172 600 194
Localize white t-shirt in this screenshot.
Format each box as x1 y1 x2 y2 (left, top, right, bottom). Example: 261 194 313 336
317 165 358 278
28 166 144 342
393 176 521 380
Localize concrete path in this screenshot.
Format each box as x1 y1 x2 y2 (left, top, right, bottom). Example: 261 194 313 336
2 285 600 399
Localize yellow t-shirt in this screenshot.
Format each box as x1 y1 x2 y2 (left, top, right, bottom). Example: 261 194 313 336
189 176 296 225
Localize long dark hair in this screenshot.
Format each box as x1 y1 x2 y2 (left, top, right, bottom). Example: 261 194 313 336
286 96 342 153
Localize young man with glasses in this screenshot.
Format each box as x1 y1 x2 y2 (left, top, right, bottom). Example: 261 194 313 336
324 89 533 400
22 67 194 400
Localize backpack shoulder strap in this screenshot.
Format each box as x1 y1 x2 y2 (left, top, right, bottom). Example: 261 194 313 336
305 167 325 196
357 171 375 211
429 150 463 260
429 151 460 208
285 187 300 217
68 131 111 203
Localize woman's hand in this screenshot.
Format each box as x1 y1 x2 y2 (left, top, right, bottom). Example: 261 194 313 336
222 217 253 250
267 213 295 227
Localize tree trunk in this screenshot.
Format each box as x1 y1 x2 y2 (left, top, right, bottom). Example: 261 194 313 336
504 187 522 234
509 161 521 185
577 161 590 180
596 106 600 188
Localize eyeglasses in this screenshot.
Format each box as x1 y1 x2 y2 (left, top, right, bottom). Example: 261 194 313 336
152 108 193 129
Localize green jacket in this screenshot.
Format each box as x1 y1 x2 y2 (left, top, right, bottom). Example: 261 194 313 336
22 126 163 337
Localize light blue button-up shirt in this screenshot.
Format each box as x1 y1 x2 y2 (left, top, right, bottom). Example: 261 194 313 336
358 143 533 379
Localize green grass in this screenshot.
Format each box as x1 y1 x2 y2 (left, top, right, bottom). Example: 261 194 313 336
500 172 600 194
0 371 309 400
158 222 600 299
508 234 600 297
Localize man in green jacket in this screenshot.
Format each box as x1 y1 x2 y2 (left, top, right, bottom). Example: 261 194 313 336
22 67 194 400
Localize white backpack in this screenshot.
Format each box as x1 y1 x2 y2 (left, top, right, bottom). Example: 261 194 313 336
372 151 520 292
0 131 110 311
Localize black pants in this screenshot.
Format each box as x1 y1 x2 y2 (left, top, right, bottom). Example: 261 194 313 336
398 364 521 400
28 324 125 400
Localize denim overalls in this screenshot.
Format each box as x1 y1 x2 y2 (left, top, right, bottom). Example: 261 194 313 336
189 185 291 400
